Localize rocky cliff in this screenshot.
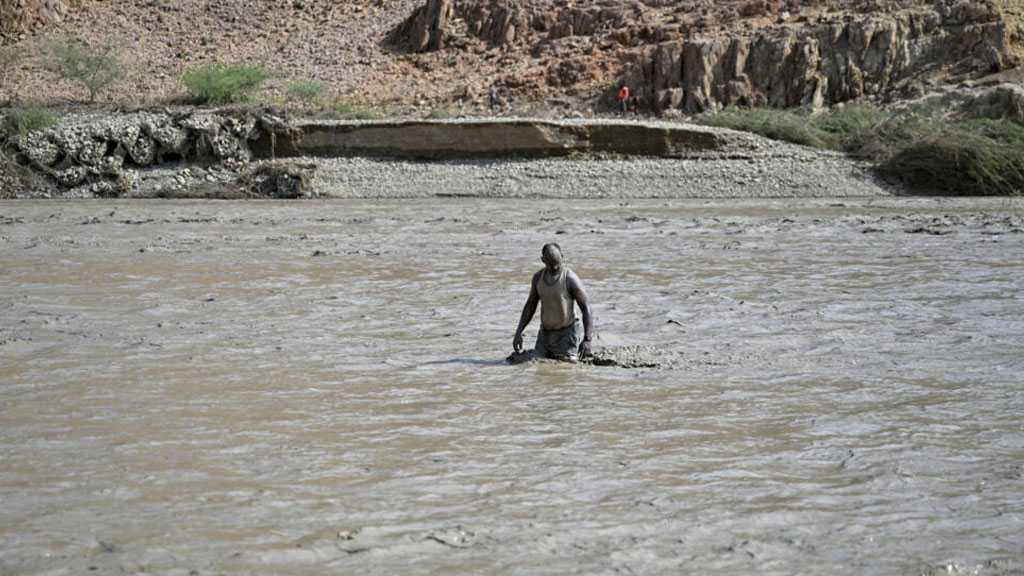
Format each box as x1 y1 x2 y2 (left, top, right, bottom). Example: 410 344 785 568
389 0 1024 112
624 1 1022 113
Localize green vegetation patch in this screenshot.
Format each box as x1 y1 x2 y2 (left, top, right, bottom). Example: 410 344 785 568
4 104 59 136
700 106 832 148
182 63 271 105
880 119 1024 196
700 104 1024 196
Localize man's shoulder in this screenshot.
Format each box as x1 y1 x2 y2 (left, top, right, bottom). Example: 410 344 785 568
565 268 587 290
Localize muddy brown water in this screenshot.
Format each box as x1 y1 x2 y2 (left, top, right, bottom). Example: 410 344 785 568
2 198 1023 575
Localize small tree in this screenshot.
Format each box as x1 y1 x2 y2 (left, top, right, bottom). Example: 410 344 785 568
40 36 124 103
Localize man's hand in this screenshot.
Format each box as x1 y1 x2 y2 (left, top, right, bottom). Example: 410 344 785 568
579 339 592 358
513 331 524 353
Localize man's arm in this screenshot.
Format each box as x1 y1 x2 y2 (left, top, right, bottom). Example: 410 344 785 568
567 271 593 356
513 272 541 353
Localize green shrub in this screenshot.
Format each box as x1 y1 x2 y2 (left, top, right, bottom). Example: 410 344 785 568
5 105 59 135
284 80 328 106
880 119 1024 196
182 63 270 105
39 36 124 103
814 103 888 153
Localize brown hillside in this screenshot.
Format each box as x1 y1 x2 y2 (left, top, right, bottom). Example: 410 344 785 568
1 0 1022 113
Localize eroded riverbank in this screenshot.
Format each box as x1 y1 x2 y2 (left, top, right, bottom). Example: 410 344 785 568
2 111 893 199
2 198 1023 575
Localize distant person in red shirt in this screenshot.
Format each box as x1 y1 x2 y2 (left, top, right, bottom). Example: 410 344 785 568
616 85 630 114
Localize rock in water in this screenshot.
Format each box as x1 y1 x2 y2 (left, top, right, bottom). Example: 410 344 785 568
243 161 317 199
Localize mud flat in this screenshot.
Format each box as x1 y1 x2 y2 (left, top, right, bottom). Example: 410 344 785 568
2 197 1023 575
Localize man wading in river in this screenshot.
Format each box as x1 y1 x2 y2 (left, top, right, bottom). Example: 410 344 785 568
513 243 594 362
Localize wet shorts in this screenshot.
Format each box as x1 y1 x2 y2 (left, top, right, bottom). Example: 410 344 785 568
535 318 583 361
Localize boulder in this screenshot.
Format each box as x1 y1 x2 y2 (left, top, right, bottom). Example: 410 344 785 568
963 83 1024 122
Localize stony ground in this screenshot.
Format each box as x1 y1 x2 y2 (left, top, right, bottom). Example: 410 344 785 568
303 153 890 199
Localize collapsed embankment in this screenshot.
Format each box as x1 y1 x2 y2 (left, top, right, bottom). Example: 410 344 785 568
260 118 734 159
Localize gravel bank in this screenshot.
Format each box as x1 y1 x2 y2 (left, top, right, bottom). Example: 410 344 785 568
309 150 891 199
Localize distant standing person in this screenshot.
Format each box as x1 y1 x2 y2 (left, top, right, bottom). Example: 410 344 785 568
513 243 593 362
616 84 630 114
489 84 499 114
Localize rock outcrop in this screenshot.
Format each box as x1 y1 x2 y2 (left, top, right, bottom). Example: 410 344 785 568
387 0 455 52
895 80 1024 121
0 0 65 40
625 1 1022 113
389 0 654 53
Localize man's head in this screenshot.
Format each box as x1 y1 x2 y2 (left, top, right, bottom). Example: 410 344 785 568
541 243 563 272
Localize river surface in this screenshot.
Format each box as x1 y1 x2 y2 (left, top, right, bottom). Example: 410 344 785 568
2 198 1023 575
